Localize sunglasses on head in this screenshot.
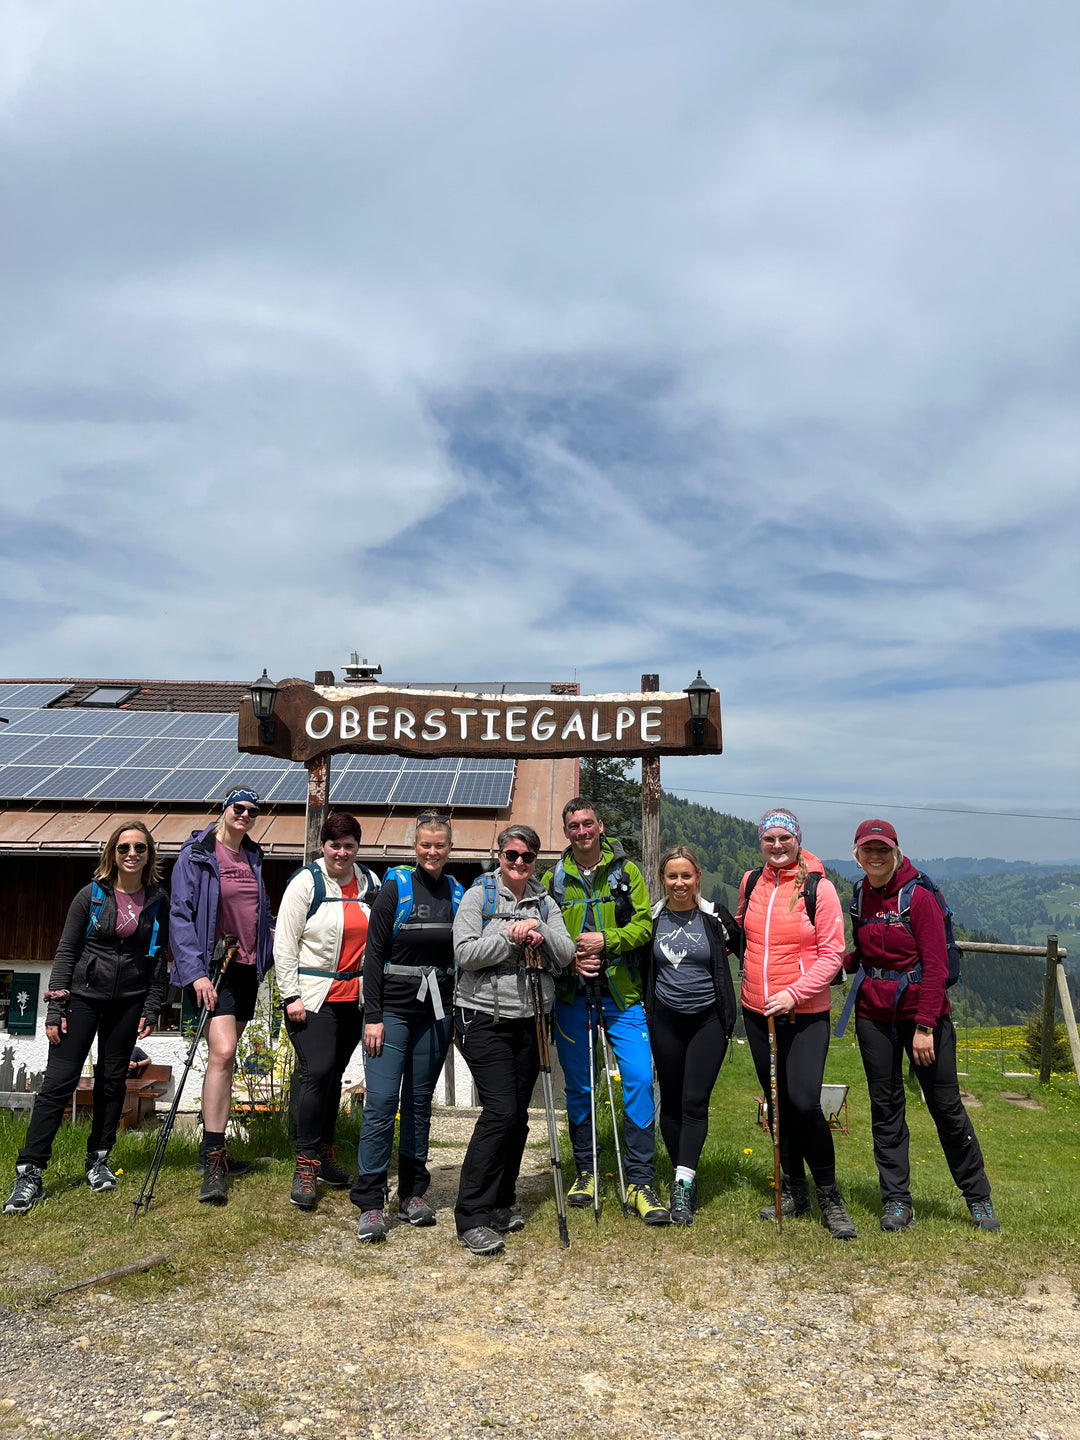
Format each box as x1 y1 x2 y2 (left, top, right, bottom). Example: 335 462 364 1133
230 803 260 818
415 811 450 825
116 842 148 856
502 848 537 865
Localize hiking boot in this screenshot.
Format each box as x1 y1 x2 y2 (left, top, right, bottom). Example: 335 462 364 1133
398 1195 437 1227
4 1164 44 1215
290 1156 320 1210
880 1200 915 1233
196 1150 253 1178
968 1199 1001 1233
317 1144 351 1189
457 1225 505 1257
668 1179 696 1227
567 1169 595 1208
816 1184 857 1241
758 1176 812 1222
85 1150 117 1193
356 1209 387 1243
626 1182 671 1226
492 1205 526 1234
197 1147 228 1205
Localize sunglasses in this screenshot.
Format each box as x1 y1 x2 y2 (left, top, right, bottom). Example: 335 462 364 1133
230 803 260 818
116 842 148 856
502 848 537 865
415 811 450 825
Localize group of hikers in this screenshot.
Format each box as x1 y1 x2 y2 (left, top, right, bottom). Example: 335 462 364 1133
3 787 1000 1248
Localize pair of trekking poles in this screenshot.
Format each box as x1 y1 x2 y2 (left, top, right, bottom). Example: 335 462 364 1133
524 948 627 1250
130 935 238 1222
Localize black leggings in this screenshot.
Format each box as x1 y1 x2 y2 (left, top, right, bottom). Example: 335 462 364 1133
19 993 145 1169
285 1001 364 1160
649 998 728 1171
744 1008 835 1188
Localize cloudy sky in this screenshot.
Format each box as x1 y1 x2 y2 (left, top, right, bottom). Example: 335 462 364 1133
3 1 1078 861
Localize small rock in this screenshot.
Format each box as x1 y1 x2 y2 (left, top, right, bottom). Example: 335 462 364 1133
0 1400 15 1411
281 1424 301 1436
142 1411 172 1424
71 1336 90 1350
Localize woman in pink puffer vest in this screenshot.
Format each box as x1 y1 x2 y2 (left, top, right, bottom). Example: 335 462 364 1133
738 809 856 1240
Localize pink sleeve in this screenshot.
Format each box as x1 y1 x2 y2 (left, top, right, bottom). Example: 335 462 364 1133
788 878 845 1003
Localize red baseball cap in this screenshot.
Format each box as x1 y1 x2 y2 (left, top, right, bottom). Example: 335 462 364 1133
854 818 898 847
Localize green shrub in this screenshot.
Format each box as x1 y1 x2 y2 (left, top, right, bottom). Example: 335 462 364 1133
1023 1009 1075 1073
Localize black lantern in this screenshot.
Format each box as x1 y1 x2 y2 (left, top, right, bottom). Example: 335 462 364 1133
250 669 279 744
684 670 716 745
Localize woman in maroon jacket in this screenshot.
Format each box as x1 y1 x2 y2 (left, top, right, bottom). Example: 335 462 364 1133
846 819 998 1234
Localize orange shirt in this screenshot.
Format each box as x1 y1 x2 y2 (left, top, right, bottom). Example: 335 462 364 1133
325 876 368 1003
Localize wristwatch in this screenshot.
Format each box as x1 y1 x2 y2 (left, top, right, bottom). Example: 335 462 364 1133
915 1024 934 1036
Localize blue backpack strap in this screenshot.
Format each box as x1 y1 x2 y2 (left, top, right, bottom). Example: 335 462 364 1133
85 880 107 939
480 872 498 925
145 897 162 959
550 860 567 907
448 876 464 913
388 867 414 939
305 862 325 920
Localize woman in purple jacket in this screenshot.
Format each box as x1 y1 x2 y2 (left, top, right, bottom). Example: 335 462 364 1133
170 786 274 1204
846 818 998 1234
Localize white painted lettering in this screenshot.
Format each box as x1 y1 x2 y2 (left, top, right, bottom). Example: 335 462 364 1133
367 705 389 741
590 707 612 743
531 707 556 741
339 706 361 740
480 708 501 741
560 709 586 742
421 709 447 741
641 706 662 743
305 706 334 740
504 706 527 742
615 706 635 740
450 707 478 739
393 708 417 740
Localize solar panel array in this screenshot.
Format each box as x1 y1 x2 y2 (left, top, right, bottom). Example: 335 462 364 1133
0 700 516 810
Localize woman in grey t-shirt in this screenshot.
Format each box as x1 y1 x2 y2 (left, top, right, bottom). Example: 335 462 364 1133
641 845 739 1226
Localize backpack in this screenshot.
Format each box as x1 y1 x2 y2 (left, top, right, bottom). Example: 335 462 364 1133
739 867 821 927
849 871 963 988
291 861 381 921
383 865 464 945
548 854 635 929
86 880 163 959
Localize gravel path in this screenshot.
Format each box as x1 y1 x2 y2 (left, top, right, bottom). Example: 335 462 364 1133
2 1111 1078 1440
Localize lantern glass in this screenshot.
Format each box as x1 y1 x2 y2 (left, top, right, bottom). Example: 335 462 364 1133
250 669 278 722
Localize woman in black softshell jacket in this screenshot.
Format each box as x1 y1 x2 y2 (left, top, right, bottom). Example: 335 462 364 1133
3 820 168 1215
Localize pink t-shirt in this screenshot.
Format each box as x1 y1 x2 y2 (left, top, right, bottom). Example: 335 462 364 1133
114 887 144 939
215 841 259 965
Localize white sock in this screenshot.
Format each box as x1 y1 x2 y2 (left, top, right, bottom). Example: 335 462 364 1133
675 1166 696 1185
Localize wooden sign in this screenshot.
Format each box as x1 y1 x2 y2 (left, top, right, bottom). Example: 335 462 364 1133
237 683 721 762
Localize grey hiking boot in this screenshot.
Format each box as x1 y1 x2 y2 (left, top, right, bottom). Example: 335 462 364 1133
968 1199 1001 1233
198 1147 228 1205
356 1210 387 1243
317 1144 351 1189
4 1164 44 1215
881 1200 915 1232
669 1179 696 1227
759 1176 812 1222
492 1205 526 1234
398 1195 436 1227
196 1149 253 1178
289 1156 320 1210
85 1150 117 1193
816 1184 858 1240
457 1225 505 1257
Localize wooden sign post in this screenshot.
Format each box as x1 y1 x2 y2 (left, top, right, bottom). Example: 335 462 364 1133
640 674 662 903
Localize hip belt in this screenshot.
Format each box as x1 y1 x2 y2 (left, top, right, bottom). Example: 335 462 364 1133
383 963 454 1022
298 965 363 982
834 961 923 1038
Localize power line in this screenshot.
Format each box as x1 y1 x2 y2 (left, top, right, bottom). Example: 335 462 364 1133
664 787 1080 823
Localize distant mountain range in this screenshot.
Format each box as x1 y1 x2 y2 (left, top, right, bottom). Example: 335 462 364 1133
826 856 1080 880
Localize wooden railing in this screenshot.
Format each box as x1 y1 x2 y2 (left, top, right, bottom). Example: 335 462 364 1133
962 935 1077 1084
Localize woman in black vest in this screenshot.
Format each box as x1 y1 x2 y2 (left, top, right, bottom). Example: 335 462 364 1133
351 814 463 1242
4 821 168 1214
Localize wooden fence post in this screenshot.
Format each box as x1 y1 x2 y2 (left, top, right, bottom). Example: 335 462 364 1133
1039 934 1059 1085
641 673 661 904
304 754 331 864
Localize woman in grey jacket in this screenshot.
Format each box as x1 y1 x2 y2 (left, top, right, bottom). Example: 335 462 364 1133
452 824 574 1255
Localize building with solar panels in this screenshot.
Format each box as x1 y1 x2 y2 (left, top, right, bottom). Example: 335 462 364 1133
0 673 578 1092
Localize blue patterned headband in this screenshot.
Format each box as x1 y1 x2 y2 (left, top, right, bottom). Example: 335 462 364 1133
224 787 260 810
758 810 801 844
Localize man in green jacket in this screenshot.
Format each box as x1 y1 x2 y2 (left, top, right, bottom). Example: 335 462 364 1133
545 798 669 1224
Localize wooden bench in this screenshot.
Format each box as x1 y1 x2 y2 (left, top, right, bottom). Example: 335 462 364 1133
64 1064 173 1129
755 1082 851 1137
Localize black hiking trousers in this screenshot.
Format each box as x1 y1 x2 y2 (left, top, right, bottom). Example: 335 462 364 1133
855 1014 991 1208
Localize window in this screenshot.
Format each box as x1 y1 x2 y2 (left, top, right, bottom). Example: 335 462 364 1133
78 685 140 708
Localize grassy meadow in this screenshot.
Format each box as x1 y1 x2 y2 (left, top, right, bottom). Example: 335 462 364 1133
0 1026 1077 1312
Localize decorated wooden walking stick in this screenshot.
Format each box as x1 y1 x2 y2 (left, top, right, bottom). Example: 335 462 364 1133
767 1014 782 1233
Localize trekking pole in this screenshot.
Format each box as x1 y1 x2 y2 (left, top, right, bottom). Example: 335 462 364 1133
584 980 601 1228
595 1006 628 1216
131 937 237 1221
767 1015 782 1234
525 945 570 1249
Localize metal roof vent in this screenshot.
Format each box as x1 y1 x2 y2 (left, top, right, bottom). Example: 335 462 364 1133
341 651 382 684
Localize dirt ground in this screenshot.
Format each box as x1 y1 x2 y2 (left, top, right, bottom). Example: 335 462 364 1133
3 1110 1078 1440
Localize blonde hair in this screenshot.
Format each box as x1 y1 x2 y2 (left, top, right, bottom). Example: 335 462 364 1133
659 845 703 903
95 820 160 886
852 841 904 886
